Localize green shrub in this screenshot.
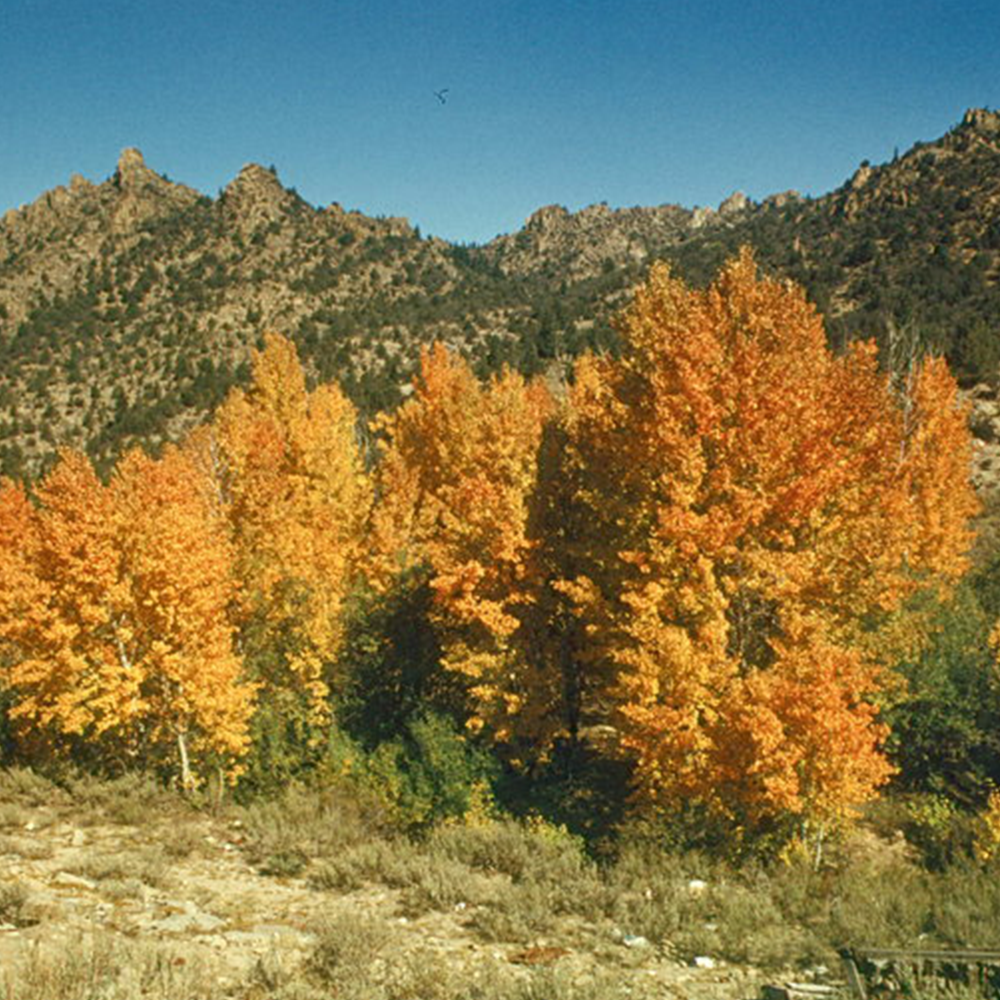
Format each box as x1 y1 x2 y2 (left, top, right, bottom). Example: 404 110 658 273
885 583 999 813
322 711 496 832
330 576 502 830
902 793 977 870
493 741 634 846
335 574 456 750
235 684 328 801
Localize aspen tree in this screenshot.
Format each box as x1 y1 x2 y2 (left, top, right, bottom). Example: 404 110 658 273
559 250 976 833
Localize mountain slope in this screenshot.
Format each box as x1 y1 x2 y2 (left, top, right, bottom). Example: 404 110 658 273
1 109 999 477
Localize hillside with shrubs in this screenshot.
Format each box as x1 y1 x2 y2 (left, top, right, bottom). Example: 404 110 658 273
2 110 1000 479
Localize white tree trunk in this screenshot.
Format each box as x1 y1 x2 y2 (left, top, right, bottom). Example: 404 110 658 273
177 730 193 792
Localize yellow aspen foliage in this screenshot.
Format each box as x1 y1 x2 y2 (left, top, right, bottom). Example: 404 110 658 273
0 449 253 783
898 356 978 586
110 447 255 785
195 332 370 718
0 452 133 744
560 249 977 832
371 344 556 755
974 789 1000 862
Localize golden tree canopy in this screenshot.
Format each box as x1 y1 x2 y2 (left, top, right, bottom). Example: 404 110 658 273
0 448 254 784
371 343 556 750
195 332 371 717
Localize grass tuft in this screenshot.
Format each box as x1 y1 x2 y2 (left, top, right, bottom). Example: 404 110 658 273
241 780 387 875
0 880 34 927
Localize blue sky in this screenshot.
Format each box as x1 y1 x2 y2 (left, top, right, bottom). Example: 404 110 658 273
1 0 997 244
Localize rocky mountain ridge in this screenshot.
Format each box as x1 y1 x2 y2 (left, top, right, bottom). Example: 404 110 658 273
1 110 1000 479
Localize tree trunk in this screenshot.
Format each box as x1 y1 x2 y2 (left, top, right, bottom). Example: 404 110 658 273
177 730 193 792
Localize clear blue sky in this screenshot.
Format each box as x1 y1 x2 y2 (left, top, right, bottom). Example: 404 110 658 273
1 0 997 245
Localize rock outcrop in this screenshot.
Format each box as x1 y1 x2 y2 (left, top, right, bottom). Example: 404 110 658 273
222 163 302 234
111 148 201 231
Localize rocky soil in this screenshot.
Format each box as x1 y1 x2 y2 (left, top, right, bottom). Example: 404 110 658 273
0 783 787 999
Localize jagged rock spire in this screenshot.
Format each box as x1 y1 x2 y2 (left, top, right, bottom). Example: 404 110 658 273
115 147 159 188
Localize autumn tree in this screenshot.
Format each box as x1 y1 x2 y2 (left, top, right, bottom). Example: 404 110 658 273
554 250 977 839
0 448 253 785
192 333 370 725
109 447 255 786
0 454 122 753
370 344 556 760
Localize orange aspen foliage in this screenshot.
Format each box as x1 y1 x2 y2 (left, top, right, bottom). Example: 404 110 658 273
897 356 978 586
0 449 253 783
706 640 894 830
371 344 556 754
0 481 45 655
195 333 370 717
560 250 976 831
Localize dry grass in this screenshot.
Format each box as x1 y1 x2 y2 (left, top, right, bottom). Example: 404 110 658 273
159 819 211 860
305 909 396 988
7 767 1000 997
240 780 387 876
297 908 645 1000
65 771 189 826
0 833 54 859
0 880 33 927
66 844 169 888
0 932 224 1000
0 767 67 808
309 836 496 916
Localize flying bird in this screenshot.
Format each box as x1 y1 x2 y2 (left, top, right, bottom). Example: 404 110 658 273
434 88 449 104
